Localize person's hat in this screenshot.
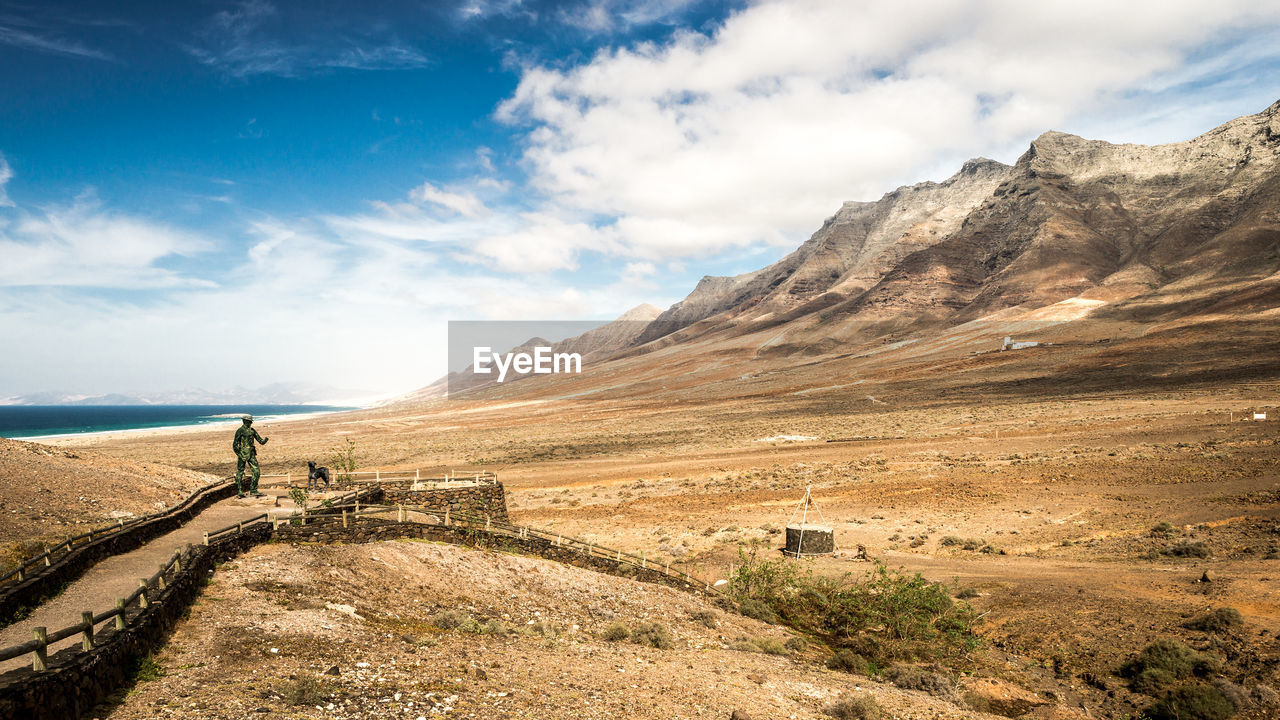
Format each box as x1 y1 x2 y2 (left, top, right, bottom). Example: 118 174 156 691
242 415 253 422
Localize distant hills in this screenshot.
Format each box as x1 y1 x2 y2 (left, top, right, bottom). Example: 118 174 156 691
0 382 377 406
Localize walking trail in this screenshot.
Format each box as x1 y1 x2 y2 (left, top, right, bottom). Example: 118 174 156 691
0 492 294 674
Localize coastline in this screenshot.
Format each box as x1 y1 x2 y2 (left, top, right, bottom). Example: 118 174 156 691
8 408 357 445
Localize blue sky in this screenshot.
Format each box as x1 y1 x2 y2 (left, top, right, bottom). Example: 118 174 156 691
2 0 1280 398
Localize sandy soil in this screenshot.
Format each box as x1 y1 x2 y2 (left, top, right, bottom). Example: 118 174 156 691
98 540 1013 720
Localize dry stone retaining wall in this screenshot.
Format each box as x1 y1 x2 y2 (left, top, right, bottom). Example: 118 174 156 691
376 482 509 522
0 481 237 627
0 525 268 720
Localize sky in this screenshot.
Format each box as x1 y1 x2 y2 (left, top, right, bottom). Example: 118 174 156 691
2 0 1280 399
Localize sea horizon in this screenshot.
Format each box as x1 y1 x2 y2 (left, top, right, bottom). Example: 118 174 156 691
0 404 358 441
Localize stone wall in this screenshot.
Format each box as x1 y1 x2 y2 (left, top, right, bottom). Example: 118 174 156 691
0 481 236 627
0 525 268 720
377 482 508 522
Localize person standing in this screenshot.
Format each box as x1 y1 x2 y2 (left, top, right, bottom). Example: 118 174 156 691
232 415 269 498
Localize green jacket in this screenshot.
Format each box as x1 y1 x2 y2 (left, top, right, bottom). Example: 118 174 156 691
233 425 267 458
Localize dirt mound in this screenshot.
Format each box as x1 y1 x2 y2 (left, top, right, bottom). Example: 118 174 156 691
0 436 216 560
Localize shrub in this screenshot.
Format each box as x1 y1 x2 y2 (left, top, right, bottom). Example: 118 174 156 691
727 546 978 662
823 694 882 720
280 674 327 706
826 649 870 674
940 536 964 547
755 637 787 655
1120 639 1218 694
688 609 718 629
785 636 808 652
883 665 953 698
738 598 779 624
601 622 630 642
630 622 673 650
1185 608 1243 634
1147 684 1236 720
1163 542 1210 558
330 439 357 484
433 610 484 633
956 587 979 599
1151 522 1177 536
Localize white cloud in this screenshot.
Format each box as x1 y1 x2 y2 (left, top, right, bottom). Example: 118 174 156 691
0 194 213 288
498 0 1280 266
409 182 488 218
188 0 428 78
0 155 12 207
0 22 112 60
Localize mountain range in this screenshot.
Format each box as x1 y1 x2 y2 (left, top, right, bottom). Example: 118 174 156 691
419 100 1280 402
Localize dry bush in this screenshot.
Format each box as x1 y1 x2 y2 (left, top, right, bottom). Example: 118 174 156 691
823 694 881 720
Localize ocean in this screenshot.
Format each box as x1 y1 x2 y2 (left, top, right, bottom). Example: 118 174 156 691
0 405 356 440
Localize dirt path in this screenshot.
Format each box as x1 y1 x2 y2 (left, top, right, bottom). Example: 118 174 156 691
0 493 291 675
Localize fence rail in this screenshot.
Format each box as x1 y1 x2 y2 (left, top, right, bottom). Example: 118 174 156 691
258 469 499 489
0 478 715 677
0 478 231 590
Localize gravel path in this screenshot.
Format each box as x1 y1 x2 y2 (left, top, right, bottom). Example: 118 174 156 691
0 493 291 674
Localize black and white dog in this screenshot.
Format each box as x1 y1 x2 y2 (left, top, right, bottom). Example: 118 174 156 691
307 461 331 491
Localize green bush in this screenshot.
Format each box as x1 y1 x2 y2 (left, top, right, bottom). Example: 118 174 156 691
688 609 718 628
726 546 978 662
1185 608 1243 634
738 598 779 624
1120 639 1218 694
823 694 881 719
826 649 871 674
785 636 808 652
1147 684 1236 720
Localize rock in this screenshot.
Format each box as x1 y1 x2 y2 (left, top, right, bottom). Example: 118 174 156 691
959 677 1049 718
745 673 766 685
475 668 488 680
730 711 752 720
1200 571 1211 583
324 665 340 676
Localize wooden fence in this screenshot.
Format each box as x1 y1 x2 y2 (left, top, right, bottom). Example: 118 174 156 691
0 487 717 675
0 478 230 590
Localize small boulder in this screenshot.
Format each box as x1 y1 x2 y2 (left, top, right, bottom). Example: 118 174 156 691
324 665 340 676
730 711 752 720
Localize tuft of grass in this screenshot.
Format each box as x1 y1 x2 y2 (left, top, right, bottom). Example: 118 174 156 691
754 637 787 655
1151 521 1177 537
955 587 979 599
1163 541 1210 558
629 622 673 650
883 665 953 698
1147 684 1236 720
130 655 164 682
1184 608 1243 634
279 674 327 706
785 636 808 652
601 622 630 642
823 694 882 720
688 609 718 629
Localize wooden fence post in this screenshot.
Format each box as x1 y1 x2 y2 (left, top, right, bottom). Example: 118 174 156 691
157 565 168 590
115 599 127 630
32 627 47 671
81 611 94 651
485 517 491 531
398 505 404 523
202 532 209 546
342 509 348 528
138 580 149 608
444 508 450 526
16 567 23 582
